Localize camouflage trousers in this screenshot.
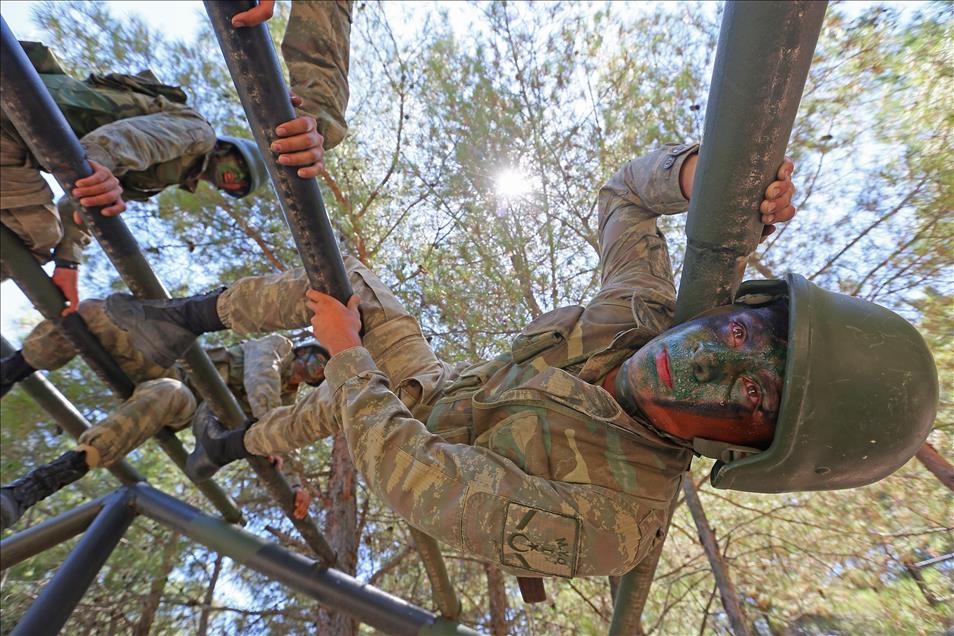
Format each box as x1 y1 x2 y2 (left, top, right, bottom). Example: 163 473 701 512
283 0 352 150
77 377 196 468
224 257 457 455
0 122 60 267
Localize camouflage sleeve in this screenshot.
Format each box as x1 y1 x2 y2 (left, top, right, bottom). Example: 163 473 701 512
282 0 351 150
326 347 655 578
79 107 216 178
51 197 91 264
587 143 699 335
242 334 294 420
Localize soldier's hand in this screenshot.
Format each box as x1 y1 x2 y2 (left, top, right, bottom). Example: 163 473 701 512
231 0 275 27
73 160 125 216
306 290 362 356
52 266 80 316
292 486 311 520
760 157 796 242
274 97 324 179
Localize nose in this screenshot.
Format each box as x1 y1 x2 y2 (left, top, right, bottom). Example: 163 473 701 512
690 342 719 382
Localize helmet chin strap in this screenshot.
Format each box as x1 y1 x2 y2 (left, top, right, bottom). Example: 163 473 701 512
692 438 761 462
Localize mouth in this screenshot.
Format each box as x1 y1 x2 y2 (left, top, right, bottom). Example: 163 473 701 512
655 347 673 390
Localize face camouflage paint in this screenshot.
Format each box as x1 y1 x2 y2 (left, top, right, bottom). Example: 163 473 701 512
290 345 330 387
209 146 250 195
616 302 787 447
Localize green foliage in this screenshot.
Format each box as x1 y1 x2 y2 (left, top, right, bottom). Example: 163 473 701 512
1 1 950 634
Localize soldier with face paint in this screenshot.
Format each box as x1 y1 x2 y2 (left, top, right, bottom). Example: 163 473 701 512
0 300 329 530
0 40 326 316
105 142 937 578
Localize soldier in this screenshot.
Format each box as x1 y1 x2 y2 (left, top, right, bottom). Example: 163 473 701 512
105 144 937 578
231 0 352 150
0 299 328 530
0 40 326 315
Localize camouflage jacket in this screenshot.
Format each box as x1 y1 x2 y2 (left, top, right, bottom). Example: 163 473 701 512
190 334 299 420
326 144 700 578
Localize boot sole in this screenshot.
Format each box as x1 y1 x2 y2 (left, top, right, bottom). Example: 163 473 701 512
105 294 192 368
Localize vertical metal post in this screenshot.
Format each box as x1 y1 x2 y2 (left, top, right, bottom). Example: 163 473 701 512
0 229 242 521
202 0 352 301
203 1 460 607
1 335 145 485
610 2 827 633
0 496 107 570
0 17 336 556
131 484 479 636
10 489 137 636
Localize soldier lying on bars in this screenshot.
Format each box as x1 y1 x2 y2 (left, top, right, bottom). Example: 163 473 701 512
0 40 326 315
0 299 328 530
102 145 937 578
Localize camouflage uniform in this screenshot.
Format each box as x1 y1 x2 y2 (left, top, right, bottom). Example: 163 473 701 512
21 300 297 467
220 144 699 577
282 0 352 150
0 42 216 267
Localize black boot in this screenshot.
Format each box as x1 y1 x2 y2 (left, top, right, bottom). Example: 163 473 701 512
185 404 251 482
1 350 36 398
0 450 89 530
105 288 226 368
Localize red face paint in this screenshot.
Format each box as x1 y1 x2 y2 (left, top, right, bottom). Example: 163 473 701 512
620 303 787 447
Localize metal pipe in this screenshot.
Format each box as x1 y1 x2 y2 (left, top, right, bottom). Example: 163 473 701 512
410 527 461 620
202 1 460 595
131 484 478 636
0 230 242 522
203 0 352 302
611 2 828 632
0 17 333 554
1 335 144 485
10 489 137 635
673 1 828 323
0 496 106 571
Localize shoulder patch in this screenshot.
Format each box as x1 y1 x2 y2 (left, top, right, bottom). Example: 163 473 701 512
501 502 580 577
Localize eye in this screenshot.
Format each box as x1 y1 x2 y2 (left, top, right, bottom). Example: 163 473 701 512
742 378 761 408
730 321 746 346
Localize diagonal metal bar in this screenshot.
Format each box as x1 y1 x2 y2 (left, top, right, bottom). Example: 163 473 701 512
203 0 461 614
0 495 107 571
0 16 334 563
0 228 241 521
609 2 827 634
203 0 351 300
1 334 144 486
10 489 137 636
131 483 479 636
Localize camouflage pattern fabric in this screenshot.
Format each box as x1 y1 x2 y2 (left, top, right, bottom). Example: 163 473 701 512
0 57 215 265
19 298 297 464
282 0 352 150
77 377 196 468
238 144 699 577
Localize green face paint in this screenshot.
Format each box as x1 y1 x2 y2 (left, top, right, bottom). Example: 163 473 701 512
208 146 251 197
290 346 330 387
618 302 787 447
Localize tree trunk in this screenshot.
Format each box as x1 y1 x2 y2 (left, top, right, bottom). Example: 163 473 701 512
682 480 751 636
197 554 224 636
484 564 509 636
134 535 180 636
317 432 359 635
914 443 954 492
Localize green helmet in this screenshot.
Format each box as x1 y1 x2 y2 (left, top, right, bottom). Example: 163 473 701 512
213 135 268 198
699 273 938 493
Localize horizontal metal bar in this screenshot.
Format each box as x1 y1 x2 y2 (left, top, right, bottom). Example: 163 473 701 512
131 484 479 636
10 489 137 635
0 496 106 571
